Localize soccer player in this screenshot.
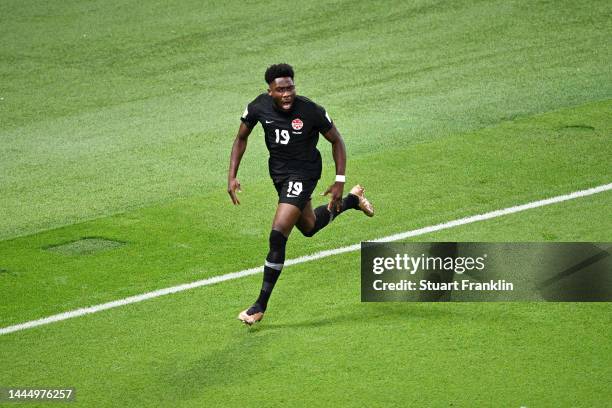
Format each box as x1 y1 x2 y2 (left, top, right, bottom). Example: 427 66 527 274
228 63 374 325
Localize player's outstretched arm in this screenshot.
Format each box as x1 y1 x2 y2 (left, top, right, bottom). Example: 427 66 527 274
322 125 346 212
228 122 252 205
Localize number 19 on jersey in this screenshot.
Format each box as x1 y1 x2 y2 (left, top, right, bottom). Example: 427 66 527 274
275 129 290 145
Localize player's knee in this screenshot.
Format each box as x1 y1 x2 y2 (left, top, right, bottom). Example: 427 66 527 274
301 227 316 238
297 214 316 237
269 229 287 250
270 221 292 237
268 229 288 263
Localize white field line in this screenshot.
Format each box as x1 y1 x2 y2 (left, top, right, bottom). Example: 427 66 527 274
1 183 611 336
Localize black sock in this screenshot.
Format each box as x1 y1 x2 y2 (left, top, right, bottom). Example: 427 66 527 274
254 267 281 312
303 193 359 237
253 230 287 312
335 193 360 215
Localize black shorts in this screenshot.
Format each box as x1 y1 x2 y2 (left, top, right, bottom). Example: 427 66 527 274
274 178 318 211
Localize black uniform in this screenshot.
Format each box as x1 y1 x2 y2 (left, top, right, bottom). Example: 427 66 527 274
240 93 334 210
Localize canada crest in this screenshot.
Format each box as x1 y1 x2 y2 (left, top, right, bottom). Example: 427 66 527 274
292 118 304 130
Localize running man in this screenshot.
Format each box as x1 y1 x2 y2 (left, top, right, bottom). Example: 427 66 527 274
228 63 374 325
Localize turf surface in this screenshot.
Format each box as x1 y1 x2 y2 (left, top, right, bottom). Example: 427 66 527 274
1 0 611 406
1 199 611 407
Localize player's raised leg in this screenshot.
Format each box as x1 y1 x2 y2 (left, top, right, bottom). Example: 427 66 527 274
297 185 374 238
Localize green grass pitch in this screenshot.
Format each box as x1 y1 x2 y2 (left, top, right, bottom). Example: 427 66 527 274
1 0 611 406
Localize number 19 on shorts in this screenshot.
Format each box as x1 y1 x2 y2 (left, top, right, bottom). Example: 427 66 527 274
287 181 302 197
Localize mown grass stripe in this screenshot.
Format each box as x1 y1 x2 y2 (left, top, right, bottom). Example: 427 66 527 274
1 182 610 336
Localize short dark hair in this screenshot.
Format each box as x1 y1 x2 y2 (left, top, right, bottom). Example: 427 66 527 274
264 63 294 84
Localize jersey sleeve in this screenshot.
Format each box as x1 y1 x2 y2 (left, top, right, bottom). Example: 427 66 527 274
240 101 259 129
314 104 333 134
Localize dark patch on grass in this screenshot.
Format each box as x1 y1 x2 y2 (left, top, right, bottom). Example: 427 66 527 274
560 124 595 131
44 237 126 256
555 124 597 138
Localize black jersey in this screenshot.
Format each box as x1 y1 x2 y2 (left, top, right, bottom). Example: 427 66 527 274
240 93 333 182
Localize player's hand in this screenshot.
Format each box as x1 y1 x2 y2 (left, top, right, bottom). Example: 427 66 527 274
322 182 344 212
227 178 242 205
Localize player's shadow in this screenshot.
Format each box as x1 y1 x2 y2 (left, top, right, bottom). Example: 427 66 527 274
259 303 454 331
159 302 530 397
160 340 268 395
254 312 355 330
260 301 535 333
158 304 453 395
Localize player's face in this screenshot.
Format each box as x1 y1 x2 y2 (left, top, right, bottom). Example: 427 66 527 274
268 77 296 111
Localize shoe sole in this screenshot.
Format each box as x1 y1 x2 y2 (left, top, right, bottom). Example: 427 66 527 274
350 185 374 217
